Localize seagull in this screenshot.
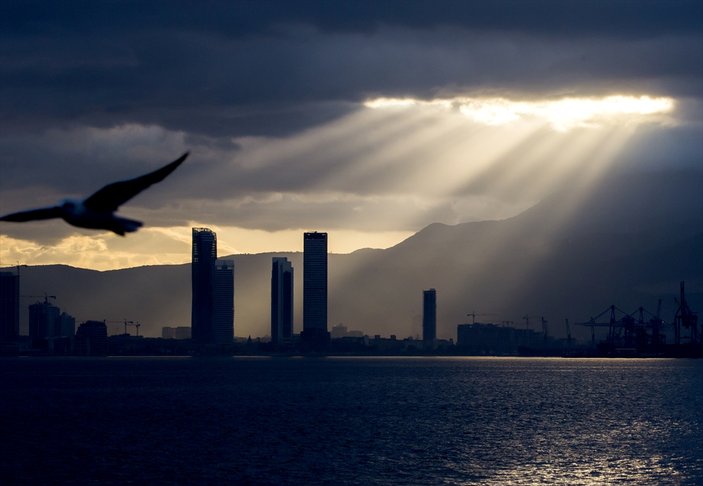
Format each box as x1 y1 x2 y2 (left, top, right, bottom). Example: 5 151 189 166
0 152 188 236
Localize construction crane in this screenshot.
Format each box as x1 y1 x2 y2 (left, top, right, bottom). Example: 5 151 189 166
466 312 494 324
123 320 134 335
22 294 56 304
104 319 139 336
131 321 142 337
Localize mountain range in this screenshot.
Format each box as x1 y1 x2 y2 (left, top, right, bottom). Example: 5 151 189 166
9 168 703 342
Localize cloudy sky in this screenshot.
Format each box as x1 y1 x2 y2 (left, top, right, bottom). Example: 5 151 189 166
1 0 701 270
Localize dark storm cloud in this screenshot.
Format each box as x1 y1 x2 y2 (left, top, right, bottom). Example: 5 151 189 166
3 1 701 38
1 0 702 244
1 0 701 137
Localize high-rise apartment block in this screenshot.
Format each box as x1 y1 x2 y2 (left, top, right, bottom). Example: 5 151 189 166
302 232 329 347
191 228 234 344
423 288 437 349
0 271 19 342
213 259 234 344
271 257 294 345
28 298 75 345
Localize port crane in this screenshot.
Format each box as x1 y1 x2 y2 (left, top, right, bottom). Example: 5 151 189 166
522 314 547 333
674 281 698 345
577 304 664 350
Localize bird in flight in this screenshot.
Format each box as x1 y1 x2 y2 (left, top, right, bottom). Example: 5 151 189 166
1 152 188 236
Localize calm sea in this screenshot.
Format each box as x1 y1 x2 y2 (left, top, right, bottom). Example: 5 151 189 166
1 357 702 485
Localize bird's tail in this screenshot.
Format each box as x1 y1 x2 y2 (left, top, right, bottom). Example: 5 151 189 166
111 217 143 236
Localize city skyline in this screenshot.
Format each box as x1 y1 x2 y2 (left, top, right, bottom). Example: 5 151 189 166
1 224 700 351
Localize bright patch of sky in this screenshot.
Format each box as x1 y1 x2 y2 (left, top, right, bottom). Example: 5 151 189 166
365 95 675 132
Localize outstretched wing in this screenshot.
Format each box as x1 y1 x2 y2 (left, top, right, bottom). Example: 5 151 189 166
83 152 189 212
0 206 62 222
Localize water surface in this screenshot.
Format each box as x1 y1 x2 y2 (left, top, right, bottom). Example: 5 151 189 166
1 357 701 484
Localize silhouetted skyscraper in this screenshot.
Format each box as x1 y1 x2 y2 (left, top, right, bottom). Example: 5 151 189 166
271 257 294 345
0 271 19 342
213 259 234 344
302 232 329 347
57 313 75 337
423 288 437 349
74 320 108 356
29 298 60 341
191 228 217 344
192 228 234 345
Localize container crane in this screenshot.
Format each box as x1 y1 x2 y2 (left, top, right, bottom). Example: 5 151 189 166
674 281 699 345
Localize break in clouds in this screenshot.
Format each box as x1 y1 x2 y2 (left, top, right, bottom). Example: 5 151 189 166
1 1 702 251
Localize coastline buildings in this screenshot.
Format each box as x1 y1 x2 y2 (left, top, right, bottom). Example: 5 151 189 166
28 298 75 347
191 228 234 345
74 320 108 356
302 232 329 348
162 326 192 339
29 299 60 341
271 257 294 345
0 271 19 342
423 289 437 349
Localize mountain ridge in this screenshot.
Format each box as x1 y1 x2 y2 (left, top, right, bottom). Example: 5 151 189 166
7 168 703 341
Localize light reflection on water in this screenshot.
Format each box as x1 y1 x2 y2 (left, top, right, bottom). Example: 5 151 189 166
1 357 701 484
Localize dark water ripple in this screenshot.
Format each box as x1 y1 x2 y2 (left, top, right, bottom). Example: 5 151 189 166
1 357 702 484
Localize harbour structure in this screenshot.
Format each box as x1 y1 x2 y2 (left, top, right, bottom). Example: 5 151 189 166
574 282 700 356
577 304 667 354
674 281 699 346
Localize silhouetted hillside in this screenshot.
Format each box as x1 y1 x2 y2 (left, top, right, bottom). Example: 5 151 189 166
10 169 703 341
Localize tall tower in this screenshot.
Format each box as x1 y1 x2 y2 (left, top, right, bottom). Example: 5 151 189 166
271 257 294 345
302 232 329 347
213 259 234 344
191 228 217 344
0 271 19 342
423 288 437 349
